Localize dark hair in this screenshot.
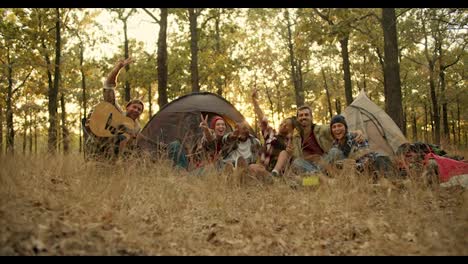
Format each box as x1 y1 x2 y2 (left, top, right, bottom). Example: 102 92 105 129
330 115 348 138
126 99 144 110
296 105 312 117
330 115 347 128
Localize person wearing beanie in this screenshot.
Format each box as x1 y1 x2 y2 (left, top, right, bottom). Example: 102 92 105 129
199 114 227 163
210 116 226 139
330 114 348 143
290 107 366 176
329 115 365 158
325 115 393 178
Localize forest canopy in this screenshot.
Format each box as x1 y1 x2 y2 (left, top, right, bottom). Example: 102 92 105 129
0 8 466 154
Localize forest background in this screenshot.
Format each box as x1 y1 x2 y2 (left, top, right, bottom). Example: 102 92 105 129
0 8 466 154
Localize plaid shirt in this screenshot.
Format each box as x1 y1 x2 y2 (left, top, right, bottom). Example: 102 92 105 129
260 119 287 171
332 132 369 158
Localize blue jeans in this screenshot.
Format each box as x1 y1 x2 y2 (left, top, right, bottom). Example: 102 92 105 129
291 158 320 174
167 140 189 170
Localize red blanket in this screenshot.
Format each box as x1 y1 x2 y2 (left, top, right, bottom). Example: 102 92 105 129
424 153 468 182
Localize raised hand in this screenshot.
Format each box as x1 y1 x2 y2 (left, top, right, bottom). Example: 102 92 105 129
251 88 259 100
353 129 365 143
117 57 134 69
199 114 209 130
106 57 135 86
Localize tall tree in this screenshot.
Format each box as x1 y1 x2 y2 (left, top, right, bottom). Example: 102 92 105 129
381 8 405 132
45 8 62 153
0 104 3 154
313 9 355 105
214 8 224 96
4 47 32 154
188 8 202 92
434 9 467 142
421 10 441 144
59 92 69 153
285 9 304 107
1 9 33 154
321 68 334 120
143 8 169 108
110 8 136 102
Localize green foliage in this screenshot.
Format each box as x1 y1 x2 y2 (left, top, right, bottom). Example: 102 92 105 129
1 8 467 152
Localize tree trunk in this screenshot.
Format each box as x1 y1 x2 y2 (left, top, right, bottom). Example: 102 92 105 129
22 117 27 155
382 8 405 133
215 9 224 96
428 61 440 144
412 111 417 141
297 60 305 100
450 111 456 145
123 20 131 102
424 103 428 142
402 93 408 137
457 97 461 145
28 110 33 154
375 47 386 102
60 93 69 154
362 54 367 92
57 119 61 153
157 8 168 107
6 49 15 154
148 84 153 118
189 8 200 92
80 43 87 118
439 61 449 141
339 36 353 106
321 68 333 119
285 10 304 107
335 98 341 115
48 8 61 154
421 12 440 145
465 131 467 148
79 43 86 154
79 112 82 153
429 105 435 143
0 103 3 155
34 116 37 155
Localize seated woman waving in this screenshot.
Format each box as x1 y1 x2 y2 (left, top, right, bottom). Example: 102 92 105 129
325 115 393 178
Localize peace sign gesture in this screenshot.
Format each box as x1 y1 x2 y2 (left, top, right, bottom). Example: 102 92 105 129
199 114 209 130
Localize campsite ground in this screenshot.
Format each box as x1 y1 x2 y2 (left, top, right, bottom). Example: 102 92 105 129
0 151 467 256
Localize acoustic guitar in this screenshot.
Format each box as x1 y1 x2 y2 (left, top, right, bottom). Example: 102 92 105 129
88 101 139 138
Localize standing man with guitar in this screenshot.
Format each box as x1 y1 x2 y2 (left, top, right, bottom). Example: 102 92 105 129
86 58 144 160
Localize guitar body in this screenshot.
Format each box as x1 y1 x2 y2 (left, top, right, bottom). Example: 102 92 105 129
88 102 138 137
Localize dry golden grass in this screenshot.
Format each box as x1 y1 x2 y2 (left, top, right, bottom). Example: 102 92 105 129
0 152 467 255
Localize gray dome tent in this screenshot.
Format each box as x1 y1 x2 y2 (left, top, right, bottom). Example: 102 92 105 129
342 90 409 156
137 92 254 155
